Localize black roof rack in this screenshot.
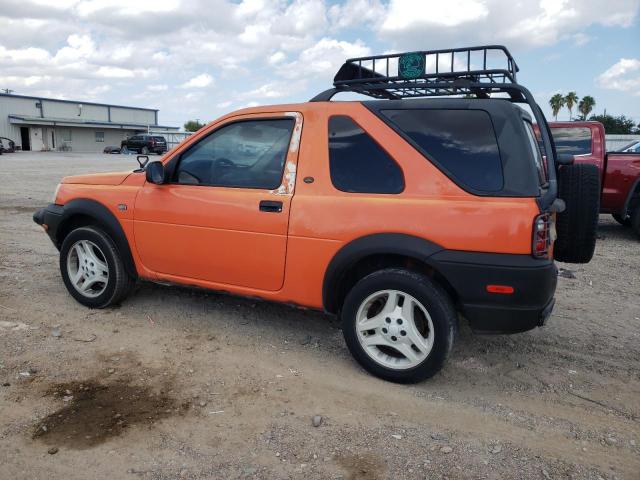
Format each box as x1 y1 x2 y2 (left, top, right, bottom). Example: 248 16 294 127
311 45 520 101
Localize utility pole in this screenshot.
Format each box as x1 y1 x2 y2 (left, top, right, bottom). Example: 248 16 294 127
2 88 15 94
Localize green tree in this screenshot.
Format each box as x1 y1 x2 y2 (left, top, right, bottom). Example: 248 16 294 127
184 120 205 132
578 96 595 120
588 114 636 134
549 93 565 121
564 91 578 120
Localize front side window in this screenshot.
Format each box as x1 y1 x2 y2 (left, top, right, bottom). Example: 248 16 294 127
328 116 404 194
381 109 503 192
550 127 592 156
174 118 294 189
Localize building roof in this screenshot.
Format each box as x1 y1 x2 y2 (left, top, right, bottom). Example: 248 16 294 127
0 92 158 112
8 115 178 131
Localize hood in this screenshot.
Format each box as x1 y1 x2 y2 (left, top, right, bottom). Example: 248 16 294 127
61 171 132 186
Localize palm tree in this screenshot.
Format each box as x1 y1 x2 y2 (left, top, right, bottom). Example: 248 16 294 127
549 93 565 121
578 96 596 120
564 92 578 120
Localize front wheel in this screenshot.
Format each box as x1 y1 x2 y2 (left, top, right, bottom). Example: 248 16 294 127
612 213 631 227
341 268 457 383
141 146 150 155
59 227 135 308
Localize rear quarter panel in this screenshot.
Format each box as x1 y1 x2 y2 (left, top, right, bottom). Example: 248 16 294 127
282 103 540 308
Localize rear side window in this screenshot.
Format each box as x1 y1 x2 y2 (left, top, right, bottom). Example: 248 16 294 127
550 127 592 156
380 109 503 192
328 116 404 194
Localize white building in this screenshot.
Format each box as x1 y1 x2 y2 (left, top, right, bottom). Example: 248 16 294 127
0 93 178 153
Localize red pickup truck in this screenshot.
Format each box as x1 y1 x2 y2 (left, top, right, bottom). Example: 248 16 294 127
548 121 640 237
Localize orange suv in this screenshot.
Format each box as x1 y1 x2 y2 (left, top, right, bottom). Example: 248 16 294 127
34 46 599 382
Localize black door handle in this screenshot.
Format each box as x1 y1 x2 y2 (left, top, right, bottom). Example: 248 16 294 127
259 200 283 213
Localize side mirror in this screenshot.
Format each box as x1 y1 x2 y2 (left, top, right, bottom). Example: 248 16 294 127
145 161 166 184
556 153 574 166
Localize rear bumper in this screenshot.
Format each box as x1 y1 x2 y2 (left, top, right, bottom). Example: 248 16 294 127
33 204 64 249
431 251 557 334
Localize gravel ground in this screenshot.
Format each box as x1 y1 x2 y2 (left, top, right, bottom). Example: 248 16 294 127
1 152 639 480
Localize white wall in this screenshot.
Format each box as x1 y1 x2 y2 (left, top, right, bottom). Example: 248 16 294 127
606 134 640 152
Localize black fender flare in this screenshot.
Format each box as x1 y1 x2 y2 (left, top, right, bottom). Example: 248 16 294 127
56 198 138 278
322 233 444 313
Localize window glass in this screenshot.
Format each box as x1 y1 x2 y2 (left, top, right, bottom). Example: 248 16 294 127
61 129 72 142
381 109 503 192
328 116 404 194
174 118 294 189
523 121 547 184
550 127 592 156
95 131 105 143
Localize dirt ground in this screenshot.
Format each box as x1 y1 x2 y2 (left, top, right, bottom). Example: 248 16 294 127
1 152 639 480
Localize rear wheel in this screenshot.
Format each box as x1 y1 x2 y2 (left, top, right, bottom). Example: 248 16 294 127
612 213 631 227
60 227 135 308
631 207 640 239
341 268 456 383
554 163 600 263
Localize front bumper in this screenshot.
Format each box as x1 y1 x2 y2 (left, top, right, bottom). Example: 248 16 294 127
33 204 64 249
431 250 558 334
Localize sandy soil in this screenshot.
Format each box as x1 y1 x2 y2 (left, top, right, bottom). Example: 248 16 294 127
1 152 639 480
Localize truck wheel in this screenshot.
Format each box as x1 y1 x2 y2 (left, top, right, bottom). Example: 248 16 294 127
59 227 135 308
631 208 640 239
341 268 456 383
612 213 631 227
554 163 600 264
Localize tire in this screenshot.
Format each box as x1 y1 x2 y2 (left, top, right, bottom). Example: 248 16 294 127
59 226 135 308
612 213 631 227
631 207 640 239
141 146 149 155
341 268 457 383
554 163 600 264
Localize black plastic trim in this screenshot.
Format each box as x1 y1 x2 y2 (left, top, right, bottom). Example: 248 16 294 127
323 234 557 334
322 233 444 313
33 200 138 278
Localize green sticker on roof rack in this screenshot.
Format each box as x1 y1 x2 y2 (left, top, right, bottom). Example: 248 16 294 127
398 52 425 79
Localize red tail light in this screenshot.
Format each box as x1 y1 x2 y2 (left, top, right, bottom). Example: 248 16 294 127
532 213 553 259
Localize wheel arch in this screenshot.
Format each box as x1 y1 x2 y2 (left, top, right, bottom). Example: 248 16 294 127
622 177 640 217
56 199 138 278
322 233 456 314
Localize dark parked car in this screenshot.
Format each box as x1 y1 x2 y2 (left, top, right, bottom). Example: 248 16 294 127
121 134 167 155
0 137 16 153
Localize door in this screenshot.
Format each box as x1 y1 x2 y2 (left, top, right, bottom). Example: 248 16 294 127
30 127 44 151
20 127 30 151
134 113 301 291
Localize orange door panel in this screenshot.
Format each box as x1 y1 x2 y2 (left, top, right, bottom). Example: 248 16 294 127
133 112 302 291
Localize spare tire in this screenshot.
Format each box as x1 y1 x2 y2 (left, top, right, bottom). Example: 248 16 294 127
554 163 600 264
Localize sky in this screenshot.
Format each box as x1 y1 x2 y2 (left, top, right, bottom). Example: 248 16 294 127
0 0 639 129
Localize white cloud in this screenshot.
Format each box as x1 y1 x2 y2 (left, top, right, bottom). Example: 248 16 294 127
597 58 640 95
269 51 286 65
382 0 488 30
147 84 168 92
180 73 214 88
